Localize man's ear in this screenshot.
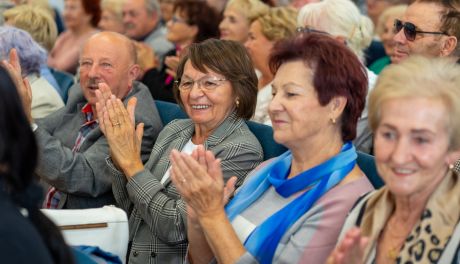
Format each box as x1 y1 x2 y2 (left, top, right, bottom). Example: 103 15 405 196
128 64 141 83
440 36 457 57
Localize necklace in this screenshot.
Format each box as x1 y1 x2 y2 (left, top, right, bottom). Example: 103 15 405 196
382 221 410 261
387 242 404 260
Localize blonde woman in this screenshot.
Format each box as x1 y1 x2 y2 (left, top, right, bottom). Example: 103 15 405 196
4 5 57 51
219 0 269 43
98 0 124 34
245 7 297 125
329 56 460 264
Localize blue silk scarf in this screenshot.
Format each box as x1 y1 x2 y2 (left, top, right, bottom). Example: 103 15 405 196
225 142 357 264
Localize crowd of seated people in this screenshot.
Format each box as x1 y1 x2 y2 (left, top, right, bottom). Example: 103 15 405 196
1 0 460 263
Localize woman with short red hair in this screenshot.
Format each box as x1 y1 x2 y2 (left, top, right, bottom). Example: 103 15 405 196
170 33 374 264
48 0 101 75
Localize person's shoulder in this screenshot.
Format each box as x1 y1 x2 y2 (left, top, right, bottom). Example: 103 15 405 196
161 118 194 134
0 200 53 263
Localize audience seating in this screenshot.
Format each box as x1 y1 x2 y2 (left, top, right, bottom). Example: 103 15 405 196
356 151 384 188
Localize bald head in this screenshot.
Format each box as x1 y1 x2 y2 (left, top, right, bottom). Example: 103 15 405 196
79 31 141 106
83 31 137 64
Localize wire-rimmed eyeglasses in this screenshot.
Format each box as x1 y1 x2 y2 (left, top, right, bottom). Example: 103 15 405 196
175 76 227 91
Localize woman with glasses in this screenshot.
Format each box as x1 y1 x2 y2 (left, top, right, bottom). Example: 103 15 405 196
297 0 375 154
328 56 460 264
170 33 373 264
95 38 263 264
140 0 221 103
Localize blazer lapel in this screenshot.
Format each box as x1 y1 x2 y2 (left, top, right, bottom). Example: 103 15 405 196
158 121 194 186
204 111 243 150
162 112 242 186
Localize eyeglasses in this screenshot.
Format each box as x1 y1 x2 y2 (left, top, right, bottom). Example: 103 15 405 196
295 26 330 35
393 19 449 41
175 76 227 91
171 15 187 24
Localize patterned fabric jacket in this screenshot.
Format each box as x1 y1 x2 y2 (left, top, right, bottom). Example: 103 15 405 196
108 112 263 264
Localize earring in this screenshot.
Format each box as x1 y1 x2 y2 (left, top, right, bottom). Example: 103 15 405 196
235 99 240 108
330 117 336 124
449 163 454 170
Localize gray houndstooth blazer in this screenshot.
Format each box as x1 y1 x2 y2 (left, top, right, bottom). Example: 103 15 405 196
107 111 263 264
35 81 163 208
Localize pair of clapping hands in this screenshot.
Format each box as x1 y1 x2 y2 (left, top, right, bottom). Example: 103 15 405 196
95 82 236 219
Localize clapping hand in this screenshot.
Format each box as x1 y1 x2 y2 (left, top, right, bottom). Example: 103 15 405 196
95 83 145 178
2 49 32 122
326 227 368 264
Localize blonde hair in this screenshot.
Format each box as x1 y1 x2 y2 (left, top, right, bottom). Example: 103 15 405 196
297 0 373 61
257 7 298 41
225 0 269 23
101 0 124 21
369 56 460 150
375 5 407 37
4 5 57 51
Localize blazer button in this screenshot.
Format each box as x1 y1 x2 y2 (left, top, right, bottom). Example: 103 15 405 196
150 252 156 258
133 251 139 257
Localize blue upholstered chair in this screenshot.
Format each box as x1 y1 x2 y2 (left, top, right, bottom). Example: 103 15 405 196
154 100 286 161
50 68 74 103
356 151 384 189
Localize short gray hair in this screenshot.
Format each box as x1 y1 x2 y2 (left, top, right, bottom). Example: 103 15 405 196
0 26 46 76
144 0 161 16
297 0 374 61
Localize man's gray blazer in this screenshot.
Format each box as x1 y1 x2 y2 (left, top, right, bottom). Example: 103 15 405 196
108 112 264 264
35 81 163 209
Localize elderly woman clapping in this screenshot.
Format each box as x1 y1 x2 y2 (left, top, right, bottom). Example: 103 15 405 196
95 39 263 263
328 56 460 264
170 33 374 264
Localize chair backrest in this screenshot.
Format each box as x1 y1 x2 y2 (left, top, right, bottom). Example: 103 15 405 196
154 100 286 160
356 151 384 189
41 206 129 263
155 100 188 125
50 68 74 103
245 121 287 160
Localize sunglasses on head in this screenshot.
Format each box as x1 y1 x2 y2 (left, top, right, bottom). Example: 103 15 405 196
393 19 449 41
295 27 330 35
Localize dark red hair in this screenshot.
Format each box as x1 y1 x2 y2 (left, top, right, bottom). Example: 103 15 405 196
269 33 368 141
81 0 101 27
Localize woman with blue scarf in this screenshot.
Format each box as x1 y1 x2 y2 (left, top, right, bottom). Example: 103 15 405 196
170 33 374 264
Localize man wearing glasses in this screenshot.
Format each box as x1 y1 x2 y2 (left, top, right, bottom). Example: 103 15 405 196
393 0 459 64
